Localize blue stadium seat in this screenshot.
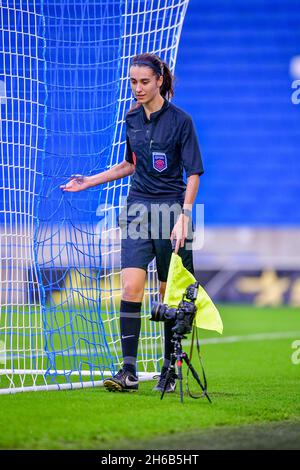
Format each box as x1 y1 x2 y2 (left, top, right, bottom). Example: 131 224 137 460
175 0 300 225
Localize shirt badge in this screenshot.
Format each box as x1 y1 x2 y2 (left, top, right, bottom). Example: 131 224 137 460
152 152 167 172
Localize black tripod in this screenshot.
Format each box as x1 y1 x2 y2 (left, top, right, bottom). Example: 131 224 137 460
161 332 212 404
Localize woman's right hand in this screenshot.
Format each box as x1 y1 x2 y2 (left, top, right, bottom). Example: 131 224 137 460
60 174 91 192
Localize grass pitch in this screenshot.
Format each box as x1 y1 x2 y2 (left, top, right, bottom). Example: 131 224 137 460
0 305 300 450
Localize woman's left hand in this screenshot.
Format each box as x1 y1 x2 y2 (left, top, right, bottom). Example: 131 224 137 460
170 213 189 254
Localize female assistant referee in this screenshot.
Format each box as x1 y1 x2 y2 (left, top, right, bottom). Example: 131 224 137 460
61 53 204 393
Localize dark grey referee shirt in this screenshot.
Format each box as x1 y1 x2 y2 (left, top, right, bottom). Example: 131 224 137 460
125 99 204 200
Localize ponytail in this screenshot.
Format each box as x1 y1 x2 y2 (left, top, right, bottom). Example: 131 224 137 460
160 60 174 100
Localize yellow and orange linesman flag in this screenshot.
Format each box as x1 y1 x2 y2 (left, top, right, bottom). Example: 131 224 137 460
164 253 223 334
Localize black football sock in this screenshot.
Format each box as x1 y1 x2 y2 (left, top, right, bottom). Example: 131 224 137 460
163 320 175 370
120 299 142 376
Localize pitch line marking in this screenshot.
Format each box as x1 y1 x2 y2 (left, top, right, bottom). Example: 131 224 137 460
53 331 300 356
183 331 300 346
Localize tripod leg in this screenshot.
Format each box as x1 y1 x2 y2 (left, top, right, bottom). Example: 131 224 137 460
177 359 184 403
182 353 212 403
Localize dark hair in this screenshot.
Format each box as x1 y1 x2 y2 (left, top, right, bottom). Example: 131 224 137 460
130 53 174 100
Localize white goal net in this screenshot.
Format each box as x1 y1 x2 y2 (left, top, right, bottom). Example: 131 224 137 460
0 0 189 394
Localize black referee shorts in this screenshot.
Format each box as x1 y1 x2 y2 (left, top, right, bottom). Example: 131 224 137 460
119 199 194 282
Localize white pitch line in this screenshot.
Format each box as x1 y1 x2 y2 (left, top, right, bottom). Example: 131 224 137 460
3 332 299 362
183 331 300 346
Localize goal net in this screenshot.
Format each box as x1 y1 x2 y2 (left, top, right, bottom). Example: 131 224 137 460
0 0 189 394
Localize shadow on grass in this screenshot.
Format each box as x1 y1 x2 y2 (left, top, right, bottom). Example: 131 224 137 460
114 420 300 450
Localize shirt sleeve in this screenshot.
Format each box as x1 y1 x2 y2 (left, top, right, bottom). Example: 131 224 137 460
125 135 133 163
180 116 204 177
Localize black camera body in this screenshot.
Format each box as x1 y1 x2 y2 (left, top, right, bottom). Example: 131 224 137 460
150 282 199 336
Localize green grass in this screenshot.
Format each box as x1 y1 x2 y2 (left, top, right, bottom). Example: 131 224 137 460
0 305 300 449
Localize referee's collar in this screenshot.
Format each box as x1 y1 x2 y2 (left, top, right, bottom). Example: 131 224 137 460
141 98 169 123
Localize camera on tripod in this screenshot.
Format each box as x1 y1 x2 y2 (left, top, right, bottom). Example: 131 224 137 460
150 282 200 336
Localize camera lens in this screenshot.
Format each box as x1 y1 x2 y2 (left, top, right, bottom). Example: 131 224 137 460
150 302 163 322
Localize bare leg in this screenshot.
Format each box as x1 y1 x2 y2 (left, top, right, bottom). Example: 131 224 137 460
121 267 146 302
